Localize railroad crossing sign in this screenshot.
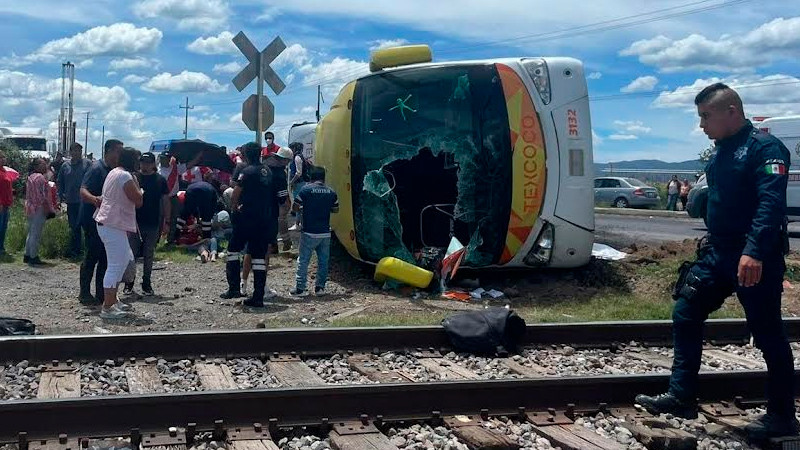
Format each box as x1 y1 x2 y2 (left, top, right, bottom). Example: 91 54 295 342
242 94 274 133
231 32 286 142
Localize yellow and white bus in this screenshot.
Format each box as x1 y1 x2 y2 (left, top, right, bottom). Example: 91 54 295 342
314 45 594 269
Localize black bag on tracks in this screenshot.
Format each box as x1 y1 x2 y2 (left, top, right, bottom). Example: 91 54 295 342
441 307 526 356
0 317 35 336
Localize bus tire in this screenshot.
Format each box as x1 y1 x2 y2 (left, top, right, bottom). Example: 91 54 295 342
613 197 629 208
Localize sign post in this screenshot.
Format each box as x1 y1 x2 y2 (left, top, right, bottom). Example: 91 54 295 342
232 32 286 145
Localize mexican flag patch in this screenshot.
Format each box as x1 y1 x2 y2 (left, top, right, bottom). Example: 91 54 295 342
765 163 787 175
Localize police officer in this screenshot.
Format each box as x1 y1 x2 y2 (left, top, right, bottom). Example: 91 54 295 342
220 142 280 307
636 83 797 442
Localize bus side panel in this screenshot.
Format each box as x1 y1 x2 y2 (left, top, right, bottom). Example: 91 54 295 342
495 64 546 265
550 100 594 232
314 81 361 260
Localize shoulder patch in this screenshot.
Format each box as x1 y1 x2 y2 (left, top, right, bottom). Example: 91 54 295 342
763 160 787 175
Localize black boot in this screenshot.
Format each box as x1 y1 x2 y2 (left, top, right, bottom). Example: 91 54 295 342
745 413 800 442
244 271 266 307
634 392 698 419
221 259 244 299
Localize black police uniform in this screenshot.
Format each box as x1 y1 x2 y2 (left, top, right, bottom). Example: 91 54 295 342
177 181 217 239
670 120 793 417
224 163 279 305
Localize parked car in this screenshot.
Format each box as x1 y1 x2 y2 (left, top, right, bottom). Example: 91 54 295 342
593 177 660 208
686 174 708 224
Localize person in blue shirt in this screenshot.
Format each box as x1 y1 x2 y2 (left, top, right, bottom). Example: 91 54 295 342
57 143 91 258
290 167 338 296
635 83 797 442
78 139 122 304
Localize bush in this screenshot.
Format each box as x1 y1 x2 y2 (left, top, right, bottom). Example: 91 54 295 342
4 201 72 259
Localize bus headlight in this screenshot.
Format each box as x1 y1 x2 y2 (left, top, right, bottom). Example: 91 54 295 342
522 58 551 105
524 222 554 266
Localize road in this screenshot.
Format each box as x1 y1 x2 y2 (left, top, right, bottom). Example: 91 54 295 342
595 213 800 251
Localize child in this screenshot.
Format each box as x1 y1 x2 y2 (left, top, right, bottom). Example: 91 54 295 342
290 167 338 296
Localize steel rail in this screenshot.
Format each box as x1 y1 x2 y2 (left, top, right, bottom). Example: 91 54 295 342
1 318 798 363
0 370 795 442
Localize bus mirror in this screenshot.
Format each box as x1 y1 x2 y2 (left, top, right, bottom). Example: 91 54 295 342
369 45 433 73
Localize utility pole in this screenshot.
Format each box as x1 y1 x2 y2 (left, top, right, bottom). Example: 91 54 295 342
316 85 324 122
101 125 104 149
84 112 90 156
179 97 194 139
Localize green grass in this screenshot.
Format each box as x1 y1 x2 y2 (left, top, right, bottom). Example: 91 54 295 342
2 201 72 261
155 241 201 263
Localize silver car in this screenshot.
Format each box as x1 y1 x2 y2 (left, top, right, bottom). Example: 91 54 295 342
594 177 661 208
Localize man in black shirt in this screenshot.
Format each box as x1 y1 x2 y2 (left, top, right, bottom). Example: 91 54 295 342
221 142 280 307
78 139 122 304
125 152 169 296
177 180 217 239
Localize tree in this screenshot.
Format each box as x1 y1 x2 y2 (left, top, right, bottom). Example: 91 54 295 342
698 144 714 163
0 141 31 196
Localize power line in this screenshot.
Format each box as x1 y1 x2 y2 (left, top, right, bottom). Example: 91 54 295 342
438 0 749 54
193 0 747 107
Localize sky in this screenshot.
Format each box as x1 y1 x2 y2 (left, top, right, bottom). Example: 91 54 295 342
0 0 799 163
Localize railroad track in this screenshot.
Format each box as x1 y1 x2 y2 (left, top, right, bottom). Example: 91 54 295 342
1 319 800 449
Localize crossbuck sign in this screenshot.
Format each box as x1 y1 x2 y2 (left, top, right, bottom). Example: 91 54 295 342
231 32 286 144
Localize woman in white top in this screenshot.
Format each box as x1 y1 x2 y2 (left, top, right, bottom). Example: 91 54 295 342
94 148 143 319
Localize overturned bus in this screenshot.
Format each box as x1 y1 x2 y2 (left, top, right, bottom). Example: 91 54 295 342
314 45 594 269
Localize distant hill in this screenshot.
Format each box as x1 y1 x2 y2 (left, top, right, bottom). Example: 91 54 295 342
594 159 705 173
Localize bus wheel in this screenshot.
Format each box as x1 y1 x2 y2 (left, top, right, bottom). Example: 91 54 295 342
613 197 629 208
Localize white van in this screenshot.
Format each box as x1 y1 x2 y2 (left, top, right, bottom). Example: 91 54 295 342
756 117 800 221
287 121 317 163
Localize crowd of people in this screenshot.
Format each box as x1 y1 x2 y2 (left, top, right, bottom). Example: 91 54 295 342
0 132 338 320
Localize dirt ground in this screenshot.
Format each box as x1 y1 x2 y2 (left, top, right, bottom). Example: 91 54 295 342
1 237 799 335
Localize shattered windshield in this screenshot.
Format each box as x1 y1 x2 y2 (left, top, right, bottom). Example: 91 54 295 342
351 64 513 266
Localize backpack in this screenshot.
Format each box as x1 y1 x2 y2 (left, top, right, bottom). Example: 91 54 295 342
0 317 35 336
442 307 526 356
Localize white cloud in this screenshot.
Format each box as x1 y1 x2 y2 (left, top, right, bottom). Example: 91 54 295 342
133 0 229 31
299 57 369 98
613 120 651 134
0 69 144 149
652 75 800 118
369 39 410 51
75 59 94 69
16 23 162 65
260 1 722 52
273 44 312 69
608 134 638 141
0 1 115 25
620 76 659 93
620 17 800 72
592 129 603 147
122 74 147 84
142 71 227 93
109 57 158 71
212 62 243 75
297 106 317 115
255 6 282 22
587 72 602 80
187 31 237 55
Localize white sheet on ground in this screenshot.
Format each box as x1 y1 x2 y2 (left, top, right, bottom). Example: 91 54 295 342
592 243 628 261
